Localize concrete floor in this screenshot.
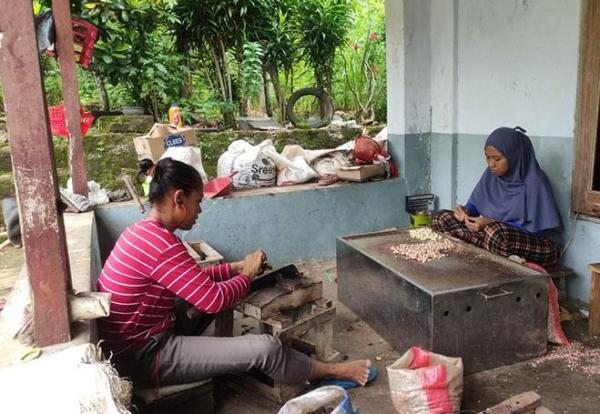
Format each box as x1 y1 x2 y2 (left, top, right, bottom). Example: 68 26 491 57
215 260 600 414
2 253 599 413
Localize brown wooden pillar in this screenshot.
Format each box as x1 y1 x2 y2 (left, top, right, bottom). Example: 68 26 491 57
52 0 88 196
0 1 72 345
589 263 600 336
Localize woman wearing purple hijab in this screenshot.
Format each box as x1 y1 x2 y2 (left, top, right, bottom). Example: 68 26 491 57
432 127 562 266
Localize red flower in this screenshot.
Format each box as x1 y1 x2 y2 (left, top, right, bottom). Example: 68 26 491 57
351 42 360 52
370 64 379 75
368 32 378 42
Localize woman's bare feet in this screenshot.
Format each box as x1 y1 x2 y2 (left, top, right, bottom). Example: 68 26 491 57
311 359 372 386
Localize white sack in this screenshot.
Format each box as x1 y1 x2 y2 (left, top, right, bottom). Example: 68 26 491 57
0 343 132 414
278 386 353 414
217 140 277 188
264 145 318 186
160 146 208 183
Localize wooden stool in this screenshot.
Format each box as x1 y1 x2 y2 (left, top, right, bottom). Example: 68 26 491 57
262 299 339 363
133 379 214 414
224 300 339 404
546 264 574 300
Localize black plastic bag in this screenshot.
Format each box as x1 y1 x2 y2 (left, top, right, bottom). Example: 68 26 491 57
2 198 21 247
34 10 55 52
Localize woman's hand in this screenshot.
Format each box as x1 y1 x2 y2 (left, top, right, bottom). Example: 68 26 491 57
241 250 267 280
453 205 468 222
464 216 493 232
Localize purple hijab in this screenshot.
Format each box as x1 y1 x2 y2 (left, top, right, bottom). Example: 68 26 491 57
467 127 562 233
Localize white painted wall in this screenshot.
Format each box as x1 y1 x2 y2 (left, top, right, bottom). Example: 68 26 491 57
430 0 457 133
390 0 581 136
385 0 432 135
385 0 599 302
456 0 581 137
385 0 406 135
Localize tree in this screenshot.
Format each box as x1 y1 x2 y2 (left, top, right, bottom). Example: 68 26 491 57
341 30 386 123
73 0 135 110
261 6 297 121
173 0 274 125
241 41 264 114
294 0 353 94
73 0 182 116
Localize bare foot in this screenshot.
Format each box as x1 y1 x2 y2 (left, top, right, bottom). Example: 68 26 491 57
332 359 372 386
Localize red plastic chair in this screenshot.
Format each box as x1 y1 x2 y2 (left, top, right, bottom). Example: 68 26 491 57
47 17 98 69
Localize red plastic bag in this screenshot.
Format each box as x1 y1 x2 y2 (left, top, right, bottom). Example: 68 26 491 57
48 103 95 138
387 347 463 414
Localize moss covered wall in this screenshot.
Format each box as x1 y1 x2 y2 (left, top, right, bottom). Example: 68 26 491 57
0 116 384 226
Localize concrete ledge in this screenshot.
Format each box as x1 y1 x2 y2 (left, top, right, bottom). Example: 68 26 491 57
0 211 98 368
95 178 408 268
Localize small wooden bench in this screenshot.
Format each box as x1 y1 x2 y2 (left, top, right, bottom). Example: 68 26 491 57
133 380 214 414
545 264 574 299
588 263 600 336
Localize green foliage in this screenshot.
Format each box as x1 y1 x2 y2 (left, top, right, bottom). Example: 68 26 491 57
294 0 353 93
76 0 136 84
337 27 386 121
72 0 182 113
262 8 296 73
173 0 276 124
241 42 264 104
134 30 185 117
22 0 387 126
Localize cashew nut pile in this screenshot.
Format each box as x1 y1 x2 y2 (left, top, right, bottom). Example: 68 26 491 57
408 227 443 242
390 228 454 263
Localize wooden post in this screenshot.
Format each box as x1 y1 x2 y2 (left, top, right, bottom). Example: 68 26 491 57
52 0 88 196
0 1 72 345
588 263 600 336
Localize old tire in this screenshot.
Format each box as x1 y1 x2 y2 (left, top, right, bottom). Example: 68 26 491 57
286 88 334 128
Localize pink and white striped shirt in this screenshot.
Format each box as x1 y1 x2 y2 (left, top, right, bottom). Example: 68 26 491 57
97 218 250 355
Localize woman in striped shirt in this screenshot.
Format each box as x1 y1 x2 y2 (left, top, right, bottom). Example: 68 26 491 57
98 157 371 390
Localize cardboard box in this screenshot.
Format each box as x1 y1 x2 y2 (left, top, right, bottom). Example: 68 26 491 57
133 123 197 162
336 164 386 182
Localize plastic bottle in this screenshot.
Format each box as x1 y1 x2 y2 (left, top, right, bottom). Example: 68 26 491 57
168 102 184 128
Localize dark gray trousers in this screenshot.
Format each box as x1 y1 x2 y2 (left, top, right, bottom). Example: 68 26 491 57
111 311 314 388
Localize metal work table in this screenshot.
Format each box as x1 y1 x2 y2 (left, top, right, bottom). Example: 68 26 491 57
337 229 549 374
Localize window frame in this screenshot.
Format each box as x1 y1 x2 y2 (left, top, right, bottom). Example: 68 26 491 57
572 0 600 216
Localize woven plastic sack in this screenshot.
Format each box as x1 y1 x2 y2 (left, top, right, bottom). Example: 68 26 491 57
217 139 277 188
278 386 356 414
263 145 318 186
160 146 208 183
387 347 463 414
48 103 95 138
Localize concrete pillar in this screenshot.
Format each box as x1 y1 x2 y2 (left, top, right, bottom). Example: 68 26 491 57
385 0 432 196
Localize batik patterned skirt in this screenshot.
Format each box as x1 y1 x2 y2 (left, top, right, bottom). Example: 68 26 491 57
432 210 561 266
